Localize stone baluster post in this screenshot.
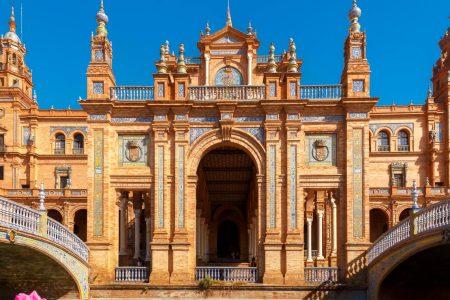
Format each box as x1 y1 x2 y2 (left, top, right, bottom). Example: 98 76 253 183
306 217 313 262
330 193 337 257
317 210 324 260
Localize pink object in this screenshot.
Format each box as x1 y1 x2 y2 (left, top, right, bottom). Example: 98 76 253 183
15 291 46 300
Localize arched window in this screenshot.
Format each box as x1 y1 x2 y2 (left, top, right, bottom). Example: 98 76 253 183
399 208 411 221
377 131 390 152
397 130 410 151
215 66 243 86
54 133 65 155
12 54 17 65
47 209 63 223
73 133 84 154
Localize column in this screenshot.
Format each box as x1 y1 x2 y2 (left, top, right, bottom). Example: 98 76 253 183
247 53 253 85
306 217 313 262
145 217 151 262
317 210 324 260
331 194 337 257
134 206 142 260
119 192 128 256
204 54 210 85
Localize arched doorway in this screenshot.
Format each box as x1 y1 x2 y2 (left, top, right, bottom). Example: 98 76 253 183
73 209 87 242
399 208 411 221
370 209 388 242
196 146 258 265
47 209 63 223
217 220 240 261
379 244 450 299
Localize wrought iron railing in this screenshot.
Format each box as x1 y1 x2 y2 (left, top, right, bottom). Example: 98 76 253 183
115 267 149 282
54 148 65 155
377 145 390 152
0 197 89 262
111 86 154 101
397 145 410 152
195 267 258 283
72 148 84 155
300 84 342 100
189 85 265 101
304 267 338 283
367 200 450 264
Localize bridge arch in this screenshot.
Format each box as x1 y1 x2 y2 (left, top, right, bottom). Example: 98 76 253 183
367 200 450 299
0 197 89 299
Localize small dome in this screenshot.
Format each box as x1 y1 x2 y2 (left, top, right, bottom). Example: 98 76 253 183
349 3 362 20
96 10 108 24
4 31 20 43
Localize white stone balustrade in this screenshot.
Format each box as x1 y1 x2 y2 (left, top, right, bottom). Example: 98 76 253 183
115 267 149 282
367 200 450 264
304 267 338 282
195 267 258 283
0 196 89 263
300 84 342 100
189 85 265 101
111 86 154 101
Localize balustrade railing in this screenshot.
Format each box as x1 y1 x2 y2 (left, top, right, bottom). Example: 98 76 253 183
300 85 342 100
185 57 202 64
72 148 84 155
370 188 390 196
195 267 258 283
189 85 265 101
115 267 149 282
0 197 40 234
377 145 390 152
304 267 338 283
367 200 450 264
47 218 89 261
111 86 154 101
0 197 89 263
256 54 283 63
397 145 410 152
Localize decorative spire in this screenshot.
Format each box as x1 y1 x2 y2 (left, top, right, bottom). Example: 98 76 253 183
206 22 211 36
9 6 16 33
164 40 170 55
177 44 187 74
157 44 168 74
427 85 433 98
267 42 277 73
287 38 299 73
226 0 233 27
96 0 109 37
348 0 362 33
247 22 254 35
411 179 420 213
33 90 38 103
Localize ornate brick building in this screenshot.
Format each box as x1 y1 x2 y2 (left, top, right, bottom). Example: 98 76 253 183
0 0 449 290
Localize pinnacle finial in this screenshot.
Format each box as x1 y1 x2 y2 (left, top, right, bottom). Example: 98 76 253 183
96 0 109 37
247 22 254 35
267 42 277 73
157 44 168 74
9 6 16 33
206 22 211 35
349 0 362 33
287 38 299 73
177 43 187 74
226 0 233 27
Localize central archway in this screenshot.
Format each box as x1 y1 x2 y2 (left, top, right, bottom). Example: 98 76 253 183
196 146 257 264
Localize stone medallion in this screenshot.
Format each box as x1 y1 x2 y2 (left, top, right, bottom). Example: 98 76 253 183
312 139 329 162
125 140 142 162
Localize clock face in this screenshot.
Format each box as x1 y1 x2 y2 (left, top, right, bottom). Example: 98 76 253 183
94 50 104 61
351 47 362 59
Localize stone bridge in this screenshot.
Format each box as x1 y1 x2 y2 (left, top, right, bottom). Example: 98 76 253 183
367 200 450 299
0 197 89 299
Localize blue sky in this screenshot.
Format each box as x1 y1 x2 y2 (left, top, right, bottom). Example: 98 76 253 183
0 0 448 108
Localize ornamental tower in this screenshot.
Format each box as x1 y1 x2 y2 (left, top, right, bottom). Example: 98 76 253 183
86 0 115 100
341 0 371 98
0 6 34 103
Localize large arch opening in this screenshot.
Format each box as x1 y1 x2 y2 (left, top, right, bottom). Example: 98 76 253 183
47 209 63 224
0 243 79 299
379 243 450 299
73 209 87 242
370 208 389 242
196 146 258 265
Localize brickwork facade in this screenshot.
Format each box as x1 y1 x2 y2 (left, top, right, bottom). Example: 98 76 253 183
0 1 449 289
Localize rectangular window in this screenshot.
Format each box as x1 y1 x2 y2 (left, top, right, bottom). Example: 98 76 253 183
269 82 276 97
93 82 104 95
393 174 404 187
157 83 165 97
60 176 69 189
352 80 364 92
22 127 30 146
435 182 444 187
0 166 3 180
0 77 4 86
177 83 185 98
289 82 297 97
0 134 4 151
